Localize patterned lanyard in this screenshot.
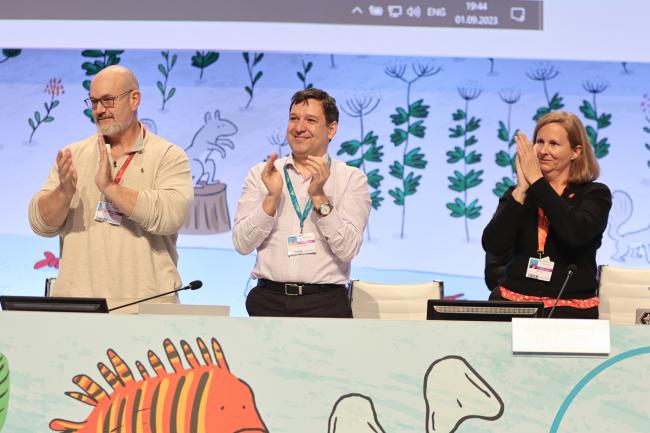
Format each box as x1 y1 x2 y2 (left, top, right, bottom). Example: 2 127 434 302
283 156 331 233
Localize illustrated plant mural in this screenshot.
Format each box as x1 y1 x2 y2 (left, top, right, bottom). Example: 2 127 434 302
297 59 314 89
157 51 177 111
487 58 496 76
641 93 650 168
80 50 124 122
339 96 384 240
191 51 219 79
0 49 21 65
0 353 8 431
580 80 611 159
268 133 288 157
446 84 483 242
243 52 264 109
27 78 64 143
493 89 521 197
385 63 441 239
527 63 564 121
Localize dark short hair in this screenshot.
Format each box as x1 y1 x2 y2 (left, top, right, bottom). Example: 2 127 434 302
290 88 339 125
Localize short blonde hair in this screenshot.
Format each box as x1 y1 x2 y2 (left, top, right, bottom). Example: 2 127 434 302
533 111 600 184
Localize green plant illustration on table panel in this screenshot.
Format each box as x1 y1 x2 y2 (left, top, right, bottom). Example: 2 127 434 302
493 89 521 197
243 52 264 109
385 63 441 239
527 63 564 121
0 49 21 65
339 96 384 241
580 80 611 159
297 59 314 90
28 78 64 143
0 353 9 431
447 85 483 242
268 134 289 157
191 51 219 80
158 51 177 111
80 50 124 122
641 93 650 168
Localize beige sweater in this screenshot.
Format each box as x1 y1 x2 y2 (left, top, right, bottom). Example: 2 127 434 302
28 128 193 312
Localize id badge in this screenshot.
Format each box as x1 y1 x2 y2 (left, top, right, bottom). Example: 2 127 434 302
94 200 108 222
525 256 554 282
105 202 124 226
287 232 317 256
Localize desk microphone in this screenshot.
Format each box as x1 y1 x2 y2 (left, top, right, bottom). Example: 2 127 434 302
547 265 577 318
109 280 203 312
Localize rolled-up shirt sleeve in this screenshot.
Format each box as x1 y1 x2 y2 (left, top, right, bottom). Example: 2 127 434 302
314 169 370 262
130 146 193 235
232 165 279 255
28 161 65 237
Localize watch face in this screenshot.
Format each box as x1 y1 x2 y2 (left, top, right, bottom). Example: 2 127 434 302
319 203 332 215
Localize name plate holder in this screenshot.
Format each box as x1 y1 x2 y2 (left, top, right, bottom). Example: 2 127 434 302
512 318 610 356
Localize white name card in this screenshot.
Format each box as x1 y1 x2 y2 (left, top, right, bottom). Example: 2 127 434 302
512 318 610 356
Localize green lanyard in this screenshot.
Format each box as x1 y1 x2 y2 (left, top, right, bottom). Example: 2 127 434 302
283 156 331 233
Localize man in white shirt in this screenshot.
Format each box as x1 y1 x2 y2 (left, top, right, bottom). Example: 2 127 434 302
233 88 371 317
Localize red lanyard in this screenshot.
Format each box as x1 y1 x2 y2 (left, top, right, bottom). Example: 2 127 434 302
536 208 550 255
113 153 135 185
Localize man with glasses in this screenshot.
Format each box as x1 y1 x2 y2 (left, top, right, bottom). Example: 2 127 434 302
29 65 193 312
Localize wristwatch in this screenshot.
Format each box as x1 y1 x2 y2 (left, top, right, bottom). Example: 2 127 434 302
315 202 333 216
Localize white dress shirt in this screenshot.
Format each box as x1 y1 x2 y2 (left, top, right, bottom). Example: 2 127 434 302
232 154 371 284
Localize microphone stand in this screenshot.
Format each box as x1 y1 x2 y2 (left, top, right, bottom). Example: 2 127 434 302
547 267 576 319
109 281 202 312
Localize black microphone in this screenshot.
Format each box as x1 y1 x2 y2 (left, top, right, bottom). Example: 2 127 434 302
109 280 203 312
547 265 577 318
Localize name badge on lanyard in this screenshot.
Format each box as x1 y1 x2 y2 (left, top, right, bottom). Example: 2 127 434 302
94 151 135 226
526 208 555 282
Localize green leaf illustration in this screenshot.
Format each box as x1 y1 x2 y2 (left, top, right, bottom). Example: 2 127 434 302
84 108 94 122
466 117 481 132
597 113 612 129
533 106 551 121
34 111 41 122
389 161 404 179
388 188 405 205
403 172 421 196
493 177 515 197
446 147 464 163
2 49 21 58
51 100 60 109
465 199 482 219
83 80 91 91
549 92 564 110
363 144 384 162
446 198 465 218
495 150 512 167
497 121 509 142
390 107 409 125
304 61 313 73
408 99 429 118
586 125 597 144
370 190 384 209
156 81 164 94
447 171 465 192
166 87 176 100
579 100 597 120
465 150 481 164
366 169 384 189
465 169 484 188
362 131 378 145
390 128 408 146
297 72 305 81
346 158 363 168
254 53 264 65
28 118 35 130
465 135 478 147
253 70 263 85
43 116 54 122
643 127 650 134
0 353 9 430
448 125 464 138
244 86 253 97
594 138 610 158
452 109 466 121
404 147 427 169
645 143 650 151
81 49 104 58
158 64 167 77
338 139 361 156
408 121 426 138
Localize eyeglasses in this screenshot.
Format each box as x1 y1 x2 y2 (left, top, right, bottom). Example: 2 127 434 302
84 89 134 109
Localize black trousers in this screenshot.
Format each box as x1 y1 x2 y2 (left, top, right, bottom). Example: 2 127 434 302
246 285 353 318
489 287 598 319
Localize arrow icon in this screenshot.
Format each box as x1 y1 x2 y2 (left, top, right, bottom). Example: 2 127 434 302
352 6 363 14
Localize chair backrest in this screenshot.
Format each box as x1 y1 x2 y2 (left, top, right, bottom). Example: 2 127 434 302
350 280 444 320
598 265 650 324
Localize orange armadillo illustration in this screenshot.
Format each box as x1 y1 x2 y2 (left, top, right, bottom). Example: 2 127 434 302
49 337 268 433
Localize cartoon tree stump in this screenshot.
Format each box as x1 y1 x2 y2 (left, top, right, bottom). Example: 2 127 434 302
181 182 231 234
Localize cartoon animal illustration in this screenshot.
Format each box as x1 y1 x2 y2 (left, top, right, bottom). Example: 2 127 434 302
329 355 503 433
607 190 650 263
328 393 386 433
0 353 8 432
185 110 238 186
50 337 267 433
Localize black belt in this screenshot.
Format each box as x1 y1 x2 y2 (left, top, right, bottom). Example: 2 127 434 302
257 279 347 296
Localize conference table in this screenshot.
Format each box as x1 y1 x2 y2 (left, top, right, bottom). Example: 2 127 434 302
0 311 647 432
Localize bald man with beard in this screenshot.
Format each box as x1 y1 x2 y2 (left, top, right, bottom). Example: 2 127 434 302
29 66 193 312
